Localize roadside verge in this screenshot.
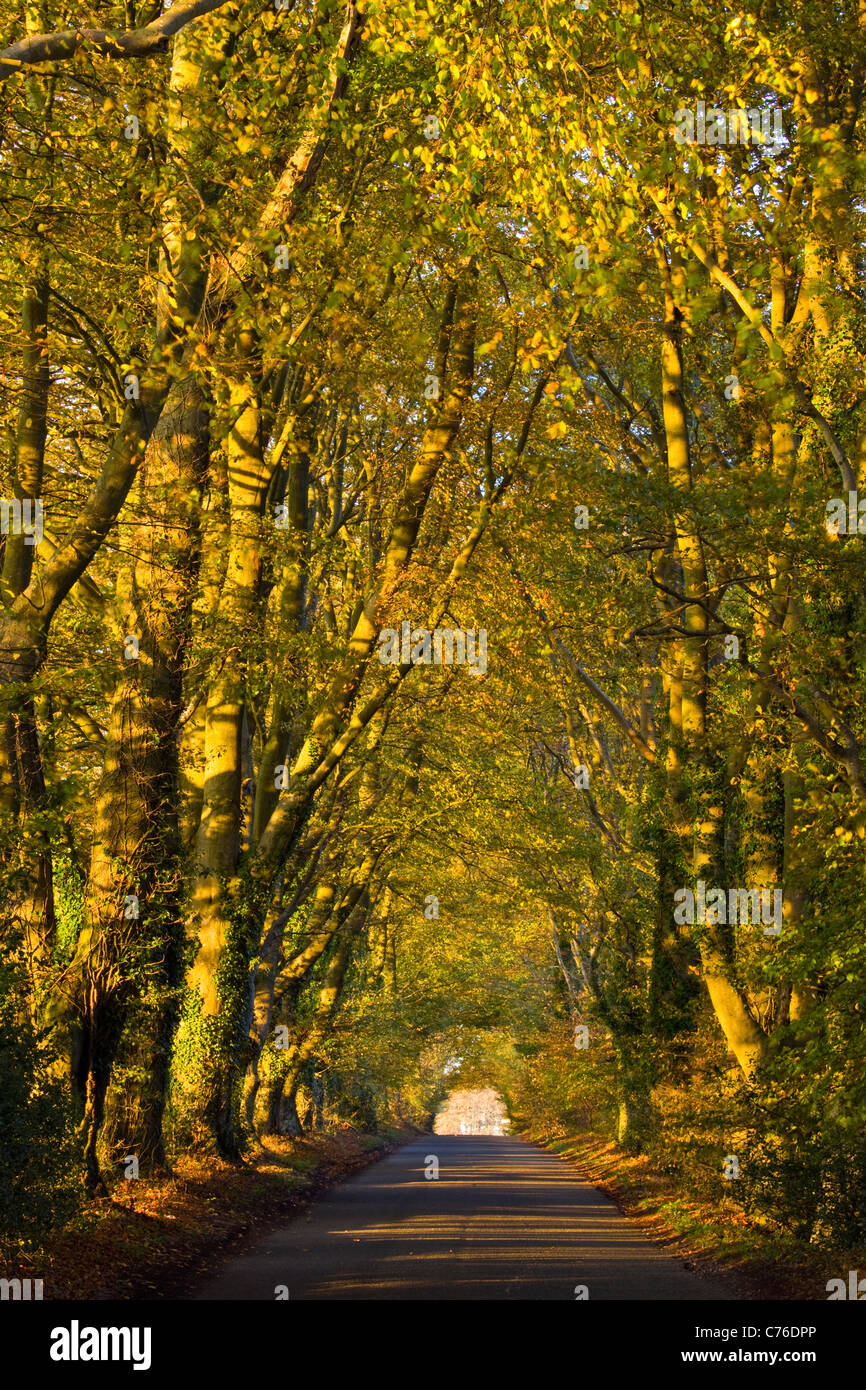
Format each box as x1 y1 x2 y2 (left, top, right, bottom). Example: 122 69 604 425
32 1126 417 1301
523 1128 856 1301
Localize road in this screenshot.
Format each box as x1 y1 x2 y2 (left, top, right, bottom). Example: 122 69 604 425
194 1133 732 1300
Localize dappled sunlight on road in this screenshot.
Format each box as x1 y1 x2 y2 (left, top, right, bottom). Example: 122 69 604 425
196 1134 731 1301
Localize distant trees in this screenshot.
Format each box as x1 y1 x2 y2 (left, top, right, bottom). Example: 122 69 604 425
434 1089 510 1136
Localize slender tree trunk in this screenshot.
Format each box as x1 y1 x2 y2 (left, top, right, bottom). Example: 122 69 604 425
69 379 207 1186
658 249 768 1079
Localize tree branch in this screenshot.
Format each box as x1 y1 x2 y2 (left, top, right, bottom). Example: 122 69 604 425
1 0 235 79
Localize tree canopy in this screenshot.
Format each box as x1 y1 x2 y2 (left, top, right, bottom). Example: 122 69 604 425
2 0 866 1261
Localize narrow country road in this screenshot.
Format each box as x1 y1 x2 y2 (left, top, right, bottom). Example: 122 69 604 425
194 1135 733 1300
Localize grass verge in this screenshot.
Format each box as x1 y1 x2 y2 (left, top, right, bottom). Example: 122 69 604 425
24 1125 416 1301
523 1127 862 1301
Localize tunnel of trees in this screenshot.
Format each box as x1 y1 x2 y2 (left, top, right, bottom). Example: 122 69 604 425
1 0 866 1267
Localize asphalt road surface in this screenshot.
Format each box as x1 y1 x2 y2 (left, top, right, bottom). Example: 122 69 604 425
195 1133 732 1300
